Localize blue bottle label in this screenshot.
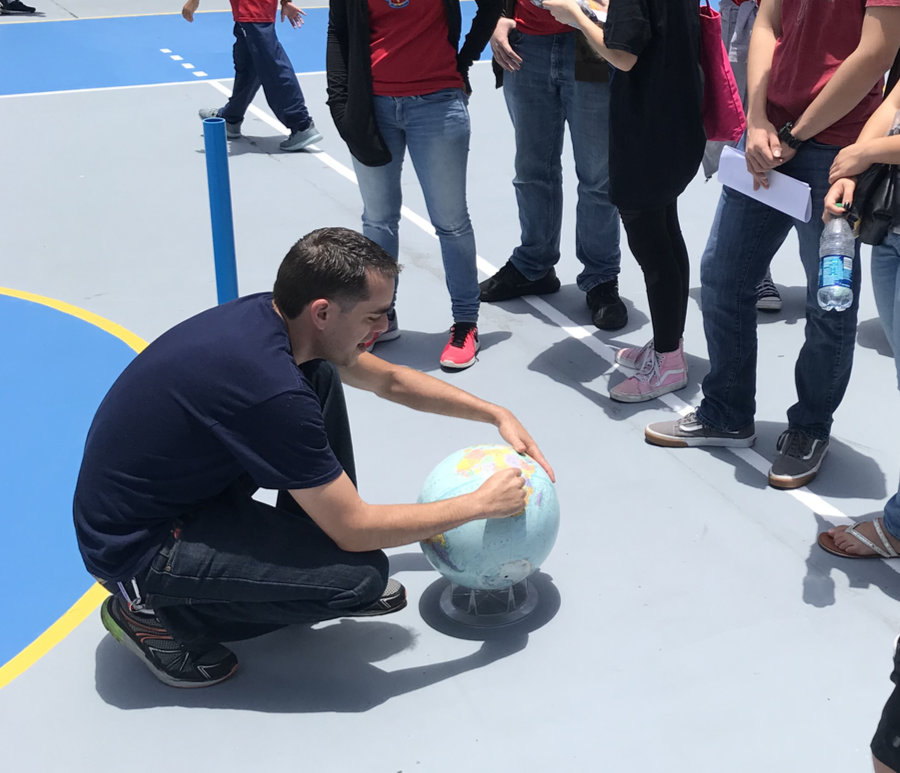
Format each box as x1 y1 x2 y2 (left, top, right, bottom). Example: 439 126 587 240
819 254 852 289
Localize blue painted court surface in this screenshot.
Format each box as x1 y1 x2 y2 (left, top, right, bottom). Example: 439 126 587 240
0 295 136 667
0 5 486 96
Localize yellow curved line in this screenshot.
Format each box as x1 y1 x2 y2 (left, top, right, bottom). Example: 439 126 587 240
0 585 109 690
0 288 146 689
0 287 147 353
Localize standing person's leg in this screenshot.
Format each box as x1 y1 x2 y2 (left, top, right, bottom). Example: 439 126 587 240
775 142 860 487
609 203 688 402
404 90 479 325
562 40 626 330
871 638 900 773
239 22 321 151
404 89 480 368
696 187 792 431
480 32 565 300
644 185 792 446
819 236 900 555
214 23 262 130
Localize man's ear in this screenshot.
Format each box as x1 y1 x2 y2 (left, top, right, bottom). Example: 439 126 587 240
308 298 332 331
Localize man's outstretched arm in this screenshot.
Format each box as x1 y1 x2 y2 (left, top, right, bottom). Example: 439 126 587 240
340 352 555 482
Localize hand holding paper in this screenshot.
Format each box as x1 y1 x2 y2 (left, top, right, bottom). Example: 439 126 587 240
717 146 812 222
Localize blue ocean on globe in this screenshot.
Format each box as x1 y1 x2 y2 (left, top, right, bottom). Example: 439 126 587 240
418 445 560 590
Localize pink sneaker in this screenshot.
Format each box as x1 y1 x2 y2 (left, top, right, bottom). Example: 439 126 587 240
440 323 479 369
609 342 687 403
615 339 654 369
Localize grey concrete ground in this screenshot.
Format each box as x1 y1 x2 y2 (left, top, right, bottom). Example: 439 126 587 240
2 5 900 772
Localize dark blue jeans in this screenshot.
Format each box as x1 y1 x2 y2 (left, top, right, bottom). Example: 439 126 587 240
219 22 311 132
697 140 861 439
502 31 620 292
137 361 388 650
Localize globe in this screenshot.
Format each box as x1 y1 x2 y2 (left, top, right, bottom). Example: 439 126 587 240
418 444 560 590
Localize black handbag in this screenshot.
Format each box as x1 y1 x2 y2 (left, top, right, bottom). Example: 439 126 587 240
849 162 896 246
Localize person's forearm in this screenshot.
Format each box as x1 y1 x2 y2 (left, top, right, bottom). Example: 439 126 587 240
793 46 897 141
573 17 636 71
372 362 504 425
745 2 779 127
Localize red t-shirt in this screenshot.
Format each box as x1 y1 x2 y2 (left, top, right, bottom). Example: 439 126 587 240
767 0 900 146
513 0 570 36
230 0 277 23
368 0 464 97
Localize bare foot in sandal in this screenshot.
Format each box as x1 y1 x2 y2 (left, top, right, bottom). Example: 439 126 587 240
818 518 900 558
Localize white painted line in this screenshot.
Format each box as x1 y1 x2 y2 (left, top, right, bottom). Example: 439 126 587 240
193 71 208 78
160 48 172 53
182 63 194 69
170 54 183 61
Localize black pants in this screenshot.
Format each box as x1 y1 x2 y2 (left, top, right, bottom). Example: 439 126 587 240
619 200 690 353
137 360 388 650
872 637 900 771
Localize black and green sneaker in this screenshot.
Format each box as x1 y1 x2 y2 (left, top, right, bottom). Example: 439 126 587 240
100 595 238 688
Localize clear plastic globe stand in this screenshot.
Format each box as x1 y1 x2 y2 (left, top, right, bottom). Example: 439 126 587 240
439 578 540 627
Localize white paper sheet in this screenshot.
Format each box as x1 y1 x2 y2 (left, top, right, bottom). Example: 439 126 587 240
717 146 813 222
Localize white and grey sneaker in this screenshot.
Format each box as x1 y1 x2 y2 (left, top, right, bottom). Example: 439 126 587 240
198 108 242 139
280 122 323 152
645 409 756 448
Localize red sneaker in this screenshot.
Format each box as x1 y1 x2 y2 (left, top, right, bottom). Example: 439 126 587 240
440 323 479 369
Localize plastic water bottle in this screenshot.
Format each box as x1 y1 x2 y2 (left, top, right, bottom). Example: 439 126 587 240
817 216 855 311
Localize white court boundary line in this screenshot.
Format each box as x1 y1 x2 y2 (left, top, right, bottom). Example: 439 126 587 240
212 77 856 529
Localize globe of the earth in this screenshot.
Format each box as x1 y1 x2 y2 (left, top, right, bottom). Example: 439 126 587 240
418 444 560 590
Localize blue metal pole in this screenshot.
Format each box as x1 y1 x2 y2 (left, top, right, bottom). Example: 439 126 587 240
202 117 239 304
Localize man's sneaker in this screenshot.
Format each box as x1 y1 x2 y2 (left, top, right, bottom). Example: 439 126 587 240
755 271 782 312
280 122 323 152
364 309 400 352
479 261 560 302
586 279 628 330
609 342 687 402
198 108 242 139
768 428 828 489
440 322 479 369
615 339 654 369
344 578 407 617
100 595 238 688
1 0 36 12
645 409 756 448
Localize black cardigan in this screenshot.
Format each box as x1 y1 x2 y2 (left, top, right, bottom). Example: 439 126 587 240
326 0 502 167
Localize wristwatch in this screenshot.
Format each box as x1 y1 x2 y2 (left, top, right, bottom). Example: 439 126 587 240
777 121 804 150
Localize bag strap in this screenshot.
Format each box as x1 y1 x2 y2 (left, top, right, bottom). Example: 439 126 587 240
886 46 900 96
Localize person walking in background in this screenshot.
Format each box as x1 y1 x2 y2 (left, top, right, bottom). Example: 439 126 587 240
325 0 499 369
543 0 704 403
479 0 628 332
183 0 322 152
645 0 900 489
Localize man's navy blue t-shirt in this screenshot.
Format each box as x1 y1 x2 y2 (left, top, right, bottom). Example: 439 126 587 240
73 293 343 583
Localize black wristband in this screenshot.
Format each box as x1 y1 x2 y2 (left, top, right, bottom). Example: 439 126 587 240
777 121 804 150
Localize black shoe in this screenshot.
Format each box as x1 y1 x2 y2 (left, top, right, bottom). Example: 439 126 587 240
101 595 238 688
344 578 407 617
479 260 561 302
586 279 628 330
1 0 36 11
768 428 829 489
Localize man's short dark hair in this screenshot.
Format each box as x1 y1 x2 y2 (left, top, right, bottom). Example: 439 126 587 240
273 227 401 319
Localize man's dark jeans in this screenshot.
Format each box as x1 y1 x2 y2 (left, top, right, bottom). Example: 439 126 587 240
136 360 388 650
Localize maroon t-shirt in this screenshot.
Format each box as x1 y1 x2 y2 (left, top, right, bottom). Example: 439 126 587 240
513 0 569 36
368 0 464 96
231 0 277 23
767 0 900 147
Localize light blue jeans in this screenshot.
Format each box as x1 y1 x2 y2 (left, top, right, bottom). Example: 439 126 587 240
502 30 620 292
351 89 479 324
697 140 861 440
872 232 900 538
